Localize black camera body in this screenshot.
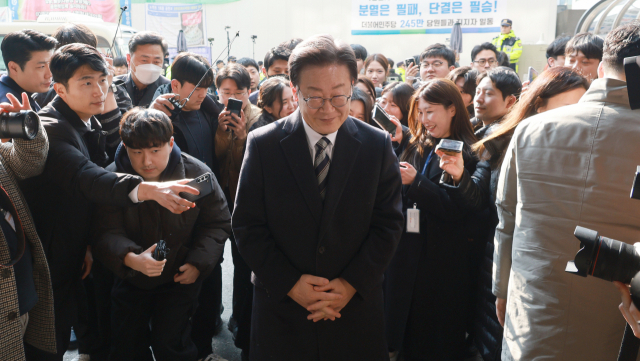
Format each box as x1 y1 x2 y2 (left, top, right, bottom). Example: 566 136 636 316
567 166 640 306
153 239 170 261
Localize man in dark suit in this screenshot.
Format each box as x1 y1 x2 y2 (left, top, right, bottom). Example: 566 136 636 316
115 31 170 108
232 34 404 361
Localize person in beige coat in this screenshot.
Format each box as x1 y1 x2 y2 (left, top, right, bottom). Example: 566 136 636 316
494 23 640 360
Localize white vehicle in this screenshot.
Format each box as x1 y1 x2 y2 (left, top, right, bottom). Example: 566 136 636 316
0 12 137 75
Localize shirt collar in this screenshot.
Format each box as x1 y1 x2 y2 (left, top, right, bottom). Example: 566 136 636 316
301 114 338 147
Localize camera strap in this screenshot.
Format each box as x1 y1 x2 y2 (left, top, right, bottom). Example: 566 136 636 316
0 185 26 268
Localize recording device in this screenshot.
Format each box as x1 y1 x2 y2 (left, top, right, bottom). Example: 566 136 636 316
435 139 464 156
527 67 538 83
372 104 398 134
625 56 640 110
179 172 215 202
153 239 170 261
0 110 39 140
168 31 240 118
224 98 243 133
405 57 415 68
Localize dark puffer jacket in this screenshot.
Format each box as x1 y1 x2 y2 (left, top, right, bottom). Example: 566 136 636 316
92 143 232 290
444 121 512 361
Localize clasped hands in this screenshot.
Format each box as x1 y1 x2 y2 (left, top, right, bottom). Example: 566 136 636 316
287 274 356 323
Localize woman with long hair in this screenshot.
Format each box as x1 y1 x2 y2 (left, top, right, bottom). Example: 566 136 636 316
445 66 479 118
380 81 415 127
437 66 589 361
349 86 373 124
364 53 390 95
356 75 377 103
384 79 480 361
250 77 297 132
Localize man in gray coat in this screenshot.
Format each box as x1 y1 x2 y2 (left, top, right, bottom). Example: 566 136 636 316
494 22 640 360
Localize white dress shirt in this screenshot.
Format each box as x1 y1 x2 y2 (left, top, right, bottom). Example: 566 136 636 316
301 115 338 163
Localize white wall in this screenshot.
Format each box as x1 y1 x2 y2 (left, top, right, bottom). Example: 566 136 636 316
131 0 557 67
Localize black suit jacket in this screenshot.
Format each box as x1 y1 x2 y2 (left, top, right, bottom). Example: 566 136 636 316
232 110 404 360
116 73 170 108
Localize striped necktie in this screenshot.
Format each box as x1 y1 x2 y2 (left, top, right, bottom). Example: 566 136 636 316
314 137 331 200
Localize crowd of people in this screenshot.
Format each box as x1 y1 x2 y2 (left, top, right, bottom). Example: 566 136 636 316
1 17 640 361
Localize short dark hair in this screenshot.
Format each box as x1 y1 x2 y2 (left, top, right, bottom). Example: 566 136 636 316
258 61 263 66
350 44 368 61
263 46 291 73
498 51 511 67
50 43 108 88
420 43 456 67
471 42 499 61
258 77 290 110
603 22 640 73
387 58 394 69
171 52 214 88
446 66 479 97
114 56 128 68
120 107 173 149
565 32 604 60
477 66 522 100
52 24 97 49
289 35 358 88
215 63 251 90
237 57 259 72
280 38 304 51
396 61 405 68
546 36 571 59
128 31 168 55
1 30 57 71
216 60 224 65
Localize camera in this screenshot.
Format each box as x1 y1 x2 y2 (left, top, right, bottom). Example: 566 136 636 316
0 110 39 140
153 239 170 261
566 166 640 305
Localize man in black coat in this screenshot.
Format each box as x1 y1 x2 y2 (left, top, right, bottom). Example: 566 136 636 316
20 44 200 361
115 31 169 108
232 34 404 361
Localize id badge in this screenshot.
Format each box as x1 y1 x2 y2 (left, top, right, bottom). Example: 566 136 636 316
407 203 420 234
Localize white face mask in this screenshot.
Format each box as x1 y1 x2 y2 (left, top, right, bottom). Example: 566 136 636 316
132 63 162 85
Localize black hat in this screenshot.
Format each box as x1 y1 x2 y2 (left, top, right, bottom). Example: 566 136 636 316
501 19 512 26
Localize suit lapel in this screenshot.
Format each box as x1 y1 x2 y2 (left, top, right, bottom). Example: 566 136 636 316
319 118 361 238
140 80 159 108
280 111 323 225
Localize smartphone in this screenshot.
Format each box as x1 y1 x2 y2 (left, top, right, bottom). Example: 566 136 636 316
225 98 243 133
435 139 464 156
527 67 539 82
179 172 215 202
405 57 415 68
372 104 398 134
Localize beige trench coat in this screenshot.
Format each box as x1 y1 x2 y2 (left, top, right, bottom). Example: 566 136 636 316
494 78 640 360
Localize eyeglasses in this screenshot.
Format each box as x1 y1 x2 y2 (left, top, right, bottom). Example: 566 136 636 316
220 90 247 97
473 59 497 66
420 60 444 69
299 91 351 109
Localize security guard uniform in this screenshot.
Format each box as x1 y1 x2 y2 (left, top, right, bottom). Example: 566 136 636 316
492 19 523 72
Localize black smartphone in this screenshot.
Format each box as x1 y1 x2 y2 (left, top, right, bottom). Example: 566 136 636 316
435 139 464 156
179 172 215 202
225 98 243 133
527 67 539 83
372 104 398 134
405 57 415 68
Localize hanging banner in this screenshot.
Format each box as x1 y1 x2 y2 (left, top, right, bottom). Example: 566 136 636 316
145 3 207 47
352 0 506 35
9 0 131 26
145 3 211 63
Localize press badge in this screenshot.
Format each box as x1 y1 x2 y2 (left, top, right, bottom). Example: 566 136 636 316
407 203 420 233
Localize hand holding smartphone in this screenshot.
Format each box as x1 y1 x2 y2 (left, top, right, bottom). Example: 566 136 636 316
372 104 399 134
225 98 243 133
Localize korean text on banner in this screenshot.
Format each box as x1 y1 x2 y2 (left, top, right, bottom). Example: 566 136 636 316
351 0 507 35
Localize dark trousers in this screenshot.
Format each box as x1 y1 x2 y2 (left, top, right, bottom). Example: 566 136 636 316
109 278 201 361
24 282 77 361
191 258 223 358
231 235 253 352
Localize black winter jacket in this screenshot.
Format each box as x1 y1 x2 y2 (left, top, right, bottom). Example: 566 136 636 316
92 143 231 290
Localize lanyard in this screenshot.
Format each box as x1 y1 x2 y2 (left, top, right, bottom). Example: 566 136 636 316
420 149 435 175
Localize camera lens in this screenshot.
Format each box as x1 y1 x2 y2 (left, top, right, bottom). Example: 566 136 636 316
591 236 640 284
0 110 39 140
